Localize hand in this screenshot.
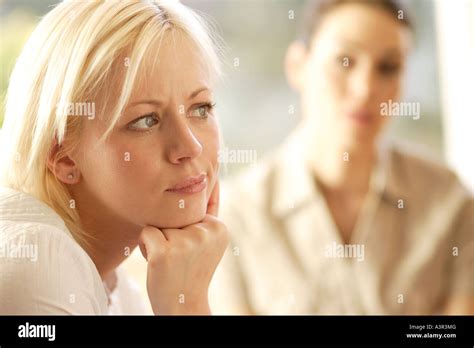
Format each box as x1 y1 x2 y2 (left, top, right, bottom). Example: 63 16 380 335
139 181 228 315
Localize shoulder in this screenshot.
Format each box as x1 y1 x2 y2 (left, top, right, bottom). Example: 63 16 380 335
0 222 108 314
389 141 470 202
220 152 279 228
387 142 473 244
0 188 107 314
222 155 276 204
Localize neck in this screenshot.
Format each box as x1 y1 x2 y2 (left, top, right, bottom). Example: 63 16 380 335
84 221 140 280
303 126 378 194
70 189 141 280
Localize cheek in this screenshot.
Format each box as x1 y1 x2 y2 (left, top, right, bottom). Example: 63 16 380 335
199 121 220 167
377 74 403 101
372 77 403 126
190 122 220 203
387 77 402 100
77 123 143 186
81 136 159 204
303 66 346 131
310 60 346 107
80 138 174 226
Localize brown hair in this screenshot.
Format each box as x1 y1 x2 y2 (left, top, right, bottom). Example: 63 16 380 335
299 0 413 47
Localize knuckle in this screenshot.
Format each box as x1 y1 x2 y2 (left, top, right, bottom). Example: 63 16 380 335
196 228 209 244
148 253 166 268
178 236 195 251
188 225 208 243
147 249 168 268
218 227 230 246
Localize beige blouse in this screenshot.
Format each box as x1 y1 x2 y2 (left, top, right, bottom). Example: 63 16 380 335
209 131 473 314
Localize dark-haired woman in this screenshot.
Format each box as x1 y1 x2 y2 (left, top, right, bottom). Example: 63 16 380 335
210 0 473 315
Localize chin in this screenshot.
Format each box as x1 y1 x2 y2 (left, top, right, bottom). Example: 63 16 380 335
149 199 208 229
341 124 377 147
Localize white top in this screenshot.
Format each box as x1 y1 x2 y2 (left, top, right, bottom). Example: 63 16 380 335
0 187 150 315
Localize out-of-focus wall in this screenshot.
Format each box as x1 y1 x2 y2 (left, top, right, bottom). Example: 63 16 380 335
435 0 474 192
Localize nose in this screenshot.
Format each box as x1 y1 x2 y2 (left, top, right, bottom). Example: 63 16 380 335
165 113 203 164
348 64 377 104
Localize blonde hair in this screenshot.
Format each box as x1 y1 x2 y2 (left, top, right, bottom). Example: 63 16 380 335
0 0 222 248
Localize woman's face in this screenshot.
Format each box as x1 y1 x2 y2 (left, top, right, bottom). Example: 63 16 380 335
296 3 411 146
73 31 219 229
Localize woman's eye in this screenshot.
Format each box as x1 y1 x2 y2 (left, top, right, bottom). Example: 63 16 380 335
128 113 159 130
379 62 401 76
188 103 215 119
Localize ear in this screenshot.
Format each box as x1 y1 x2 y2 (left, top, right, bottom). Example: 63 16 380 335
47 139 80 185
284 41 309 91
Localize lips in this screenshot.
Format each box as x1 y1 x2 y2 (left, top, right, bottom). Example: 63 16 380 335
166 173 207 194
348 110 373 125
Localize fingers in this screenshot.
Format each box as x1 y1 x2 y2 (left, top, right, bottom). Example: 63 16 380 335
138 242 148 261
206 179 220 217
139 225 167 261
193 214 229 249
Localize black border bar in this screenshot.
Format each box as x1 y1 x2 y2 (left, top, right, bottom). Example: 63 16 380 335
0 315 473 346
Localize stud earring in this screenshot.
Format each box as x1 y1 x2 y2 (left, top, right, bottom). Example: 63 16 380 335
67 173 74 180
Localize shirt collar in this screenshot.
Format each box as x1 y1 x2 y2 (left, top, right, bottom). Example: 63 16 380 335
271 131 404 219
0 186 68 233
271 129 320 218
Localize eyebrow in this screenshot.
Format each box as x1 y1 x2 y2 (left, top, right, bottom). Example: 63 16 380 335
336 39 403 58
189 86 210 99
336 39 366 51
128 87 210 107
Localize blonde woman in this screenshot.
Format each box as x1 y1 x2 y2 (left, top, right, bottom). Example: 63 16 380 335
0 0 228 315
